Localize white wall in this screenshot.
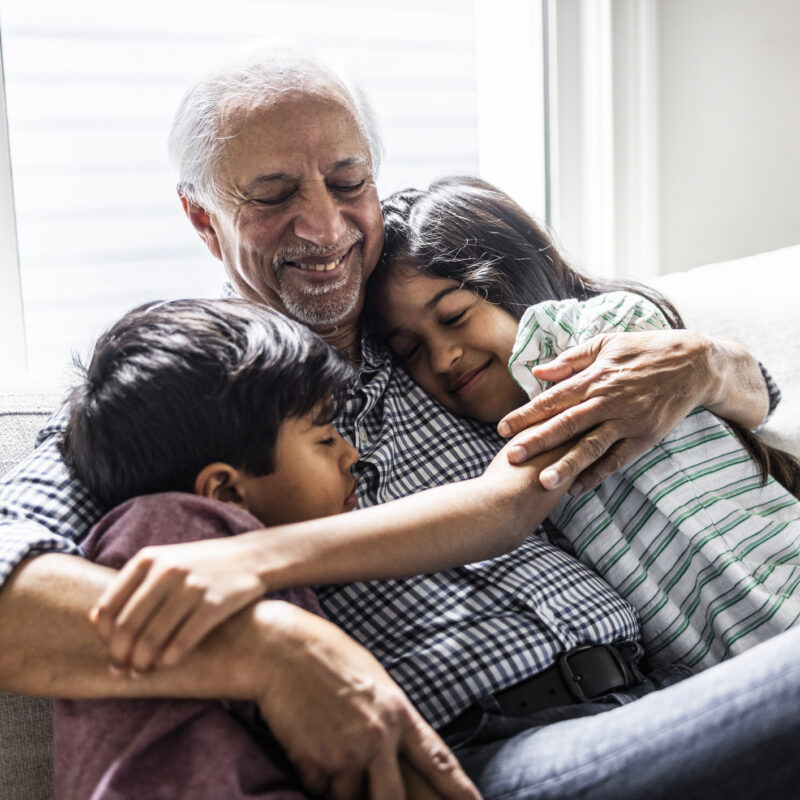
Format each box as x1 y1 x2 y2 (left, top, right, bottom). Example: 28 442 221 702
657 0 800 273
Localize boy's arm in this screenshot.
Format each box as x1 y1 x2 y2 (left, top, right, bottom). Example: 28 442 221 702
92 437 570 674
0 554 478 800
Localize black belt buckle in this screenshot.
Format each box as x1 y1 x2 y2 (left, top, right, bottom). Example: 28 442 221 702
557 643 630 703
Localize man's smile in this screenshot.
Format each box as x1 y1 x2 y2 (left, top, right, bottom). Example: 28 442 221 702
277 238 361 284
291 256 343 272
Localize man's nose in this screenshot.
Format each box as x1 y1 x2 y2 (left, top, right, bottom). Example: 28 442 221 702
292 183 347 247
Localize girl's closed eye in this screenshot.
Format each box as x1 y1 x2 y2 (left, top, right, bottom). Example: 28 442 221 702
441 309 467 326
388 334 421 362
404 343 421 361
436 292 476 327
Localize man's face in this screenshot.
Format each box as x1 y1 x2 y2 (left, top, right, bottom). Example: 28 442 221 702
206 92 384 330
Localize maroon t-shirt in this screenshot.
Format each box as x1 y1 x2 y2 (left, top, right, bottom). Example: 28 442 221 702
54 493 323 800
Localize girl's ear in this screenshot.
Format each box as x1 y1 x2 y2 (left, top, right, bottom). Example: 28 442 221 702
194 463 246 505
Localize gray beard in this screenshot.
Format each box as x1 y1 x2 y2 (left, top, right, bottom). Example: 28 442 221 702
277 265 363 328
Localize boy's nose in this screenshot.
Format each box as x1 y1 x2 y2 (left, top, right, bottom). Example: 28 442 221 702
341 437 359 469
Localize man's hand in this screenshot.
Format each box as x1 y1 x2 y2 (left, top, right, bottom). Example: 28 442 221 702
496 330 714 494
91 534 266 673
252 602 480 800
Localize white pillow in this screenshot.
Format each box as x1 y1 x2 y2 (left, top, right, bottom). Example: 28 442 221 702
650 244 800 459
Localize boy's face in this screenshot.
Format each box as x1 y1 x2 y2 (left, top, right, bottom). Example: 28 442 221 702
240 412 359 526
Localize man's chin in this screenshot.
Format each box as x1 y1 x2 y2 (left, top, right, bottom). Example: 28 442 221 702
280 286 363 329
278 266 364 329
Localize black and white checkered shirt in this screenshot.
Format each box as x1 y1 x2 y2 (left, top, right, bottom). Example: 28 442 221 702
0 333 781 728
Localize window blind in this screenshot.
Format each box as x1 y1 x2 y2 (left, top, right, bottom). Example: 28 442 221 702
1 0 481 370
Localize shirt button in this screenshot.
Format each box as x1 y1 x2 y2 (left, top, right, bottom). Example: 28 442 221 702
358 425 369 444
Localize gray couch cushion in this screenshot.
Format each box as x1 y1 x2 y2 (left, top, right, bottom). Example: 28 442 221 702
0 693 54 800
0 381 66 478
0 380 64 798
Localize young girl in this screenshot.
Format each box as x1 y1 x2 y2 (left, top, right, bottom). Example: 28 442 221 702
367 175 800 670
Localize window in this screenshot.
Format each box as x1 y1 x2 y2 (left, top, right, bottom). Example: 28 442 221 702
0 0 548 373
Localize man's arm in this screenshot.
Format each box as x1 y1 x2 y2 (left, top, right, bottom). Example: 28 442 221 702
497 329 772 494
0 407 479 798
0 554 478 800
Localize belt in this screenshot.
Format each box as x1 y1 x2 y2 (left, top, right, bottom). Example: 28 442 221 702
438 641 644 741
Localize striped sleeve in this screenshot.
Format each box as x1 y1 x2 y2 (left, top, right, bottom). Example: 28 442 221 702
509 291 670 398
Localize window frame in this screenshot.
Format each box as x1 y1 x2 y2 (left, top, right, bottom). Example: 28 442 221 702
0 2 552 373
0 29 25 372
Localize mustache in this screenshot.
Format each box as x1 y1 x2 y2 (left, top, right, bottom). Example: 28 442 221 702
273 229 363 270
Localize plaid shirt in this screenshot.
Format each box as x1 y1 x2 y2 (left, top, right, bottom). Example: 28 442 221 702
0 333 781 728
317 336 641 727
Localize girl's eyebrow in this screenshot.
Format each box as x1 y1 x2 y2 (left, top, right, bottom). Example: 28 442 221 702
424 285 461 310
383 285 462 339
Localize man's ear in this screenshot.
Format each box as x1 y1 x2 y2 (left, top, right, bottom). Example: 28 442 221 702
194 462 245 505
180 194 223 262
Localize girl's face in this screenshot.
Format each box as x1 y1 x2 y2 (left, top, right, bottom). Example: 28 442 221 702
379 266 528 423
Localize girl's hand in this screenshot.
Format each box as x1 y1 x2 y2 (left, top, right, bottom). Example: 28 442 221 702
496 330 715 494
90 534 265 673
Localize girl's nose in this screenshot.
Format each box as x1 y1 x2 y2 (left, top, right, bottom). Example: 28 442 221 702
430 340 461 374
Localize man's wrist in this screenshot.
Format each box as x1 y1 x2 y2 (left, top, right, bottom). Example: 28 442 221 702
211 598 303 701
697 333 723 410
701 335 769 428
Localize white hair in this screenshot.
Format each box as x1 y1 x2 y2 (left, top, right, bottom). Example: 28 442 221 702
168 43 383 209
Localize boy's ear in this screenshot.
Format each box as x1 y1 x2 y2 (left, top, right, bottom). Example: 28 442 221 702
180 194 223 262
194 462 246 505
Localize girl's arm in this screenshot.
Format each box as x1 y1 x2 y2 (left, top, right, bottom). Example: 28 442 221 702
93 437 570 672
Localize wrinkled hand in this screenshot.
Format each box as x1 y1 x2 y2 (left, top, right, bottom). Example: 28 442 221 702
497 330 711 494
253 602 481 800
91 535 265 673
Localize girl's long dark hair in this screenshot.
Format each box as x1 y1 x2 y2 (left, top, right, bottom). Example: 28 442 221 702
369 176 800 497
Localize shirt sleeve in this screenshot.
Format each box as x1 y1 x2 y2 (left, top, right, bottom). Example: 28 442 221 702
0 402 104 586
509 291 671 398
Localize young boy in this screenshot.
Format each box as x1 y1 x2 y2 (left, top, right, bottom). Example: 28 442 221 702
54 298 359 799
57 298 565 799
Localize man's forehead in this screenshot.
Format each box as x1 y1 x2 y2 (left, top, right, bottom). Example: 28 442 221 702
218 89 371 173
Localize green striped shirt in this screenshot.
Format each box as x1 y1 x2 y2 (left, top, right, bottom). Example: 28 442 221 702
510 292 800 669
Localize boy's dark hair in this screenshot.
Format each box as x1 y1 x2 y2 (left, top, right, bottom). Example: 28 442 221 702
368 175 800 498
60 298 353 510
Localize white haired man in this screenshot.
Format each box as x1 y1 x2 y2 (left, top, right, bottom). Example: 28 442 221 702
0 46 796 799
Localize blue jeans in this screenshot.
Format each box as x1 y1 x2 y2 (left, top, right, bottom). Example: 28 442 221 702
450 626 800 799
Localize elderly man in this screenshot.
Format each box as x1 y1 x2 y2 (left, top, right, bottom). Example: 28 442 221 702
1 47 797 799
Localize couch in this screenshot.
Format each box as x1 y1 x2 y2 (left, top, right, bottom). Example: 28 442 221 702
1 244 798 799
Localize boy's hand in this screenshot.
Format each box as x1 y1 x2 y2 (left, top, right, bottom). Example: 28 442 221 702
91 535 265 673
